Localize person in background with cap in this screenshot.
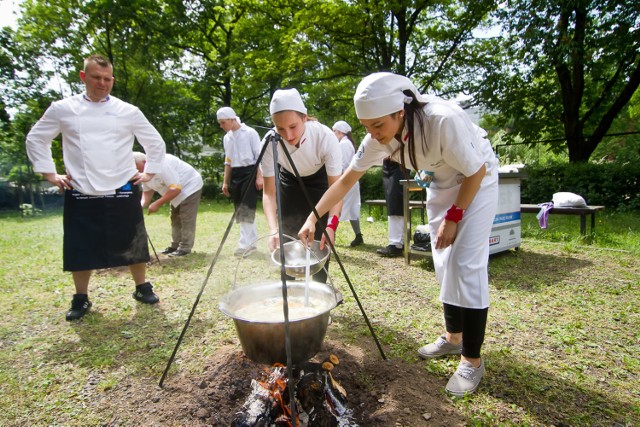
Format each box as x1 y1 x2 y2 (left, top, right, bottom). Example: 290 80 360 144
217 107 263 257
133 152 203 257
25 54 166 321
299 72 499 397
332 120 364 247
261 88 342 283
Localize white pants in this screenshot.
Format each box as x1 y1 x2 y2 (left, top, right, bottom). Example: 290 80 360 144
388 215 404 247
238 221 258 249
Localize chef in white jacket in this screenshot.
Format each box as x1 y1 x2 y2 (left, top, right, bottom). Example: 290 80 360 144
332 120 364 247
299 72 498 397
25 54 166 321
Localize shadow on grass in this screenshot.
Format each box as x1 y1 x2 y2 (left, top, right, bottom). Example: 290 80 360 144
40 303 212 379
482 349 637 426
331 311 637 426
488 247 593 291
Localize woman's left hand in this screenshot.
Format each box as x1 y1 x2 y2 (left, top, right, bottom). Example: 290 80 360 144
435 220 458 249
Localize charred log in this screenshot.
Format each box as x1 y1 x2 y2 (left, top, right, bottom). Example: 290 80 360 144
230 358 358 427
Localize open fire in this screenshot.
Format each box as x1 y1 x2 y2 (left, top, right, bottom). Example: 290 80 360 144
231 355 358 426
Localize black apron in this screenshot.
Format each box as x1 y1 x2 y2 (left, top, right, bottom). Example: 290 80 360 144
279 165 330 283
63 182 150 271
231 165 259 223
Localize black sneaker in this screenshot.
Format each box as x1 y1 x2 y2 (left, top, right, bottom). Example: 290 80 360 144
168 249 190 257
133 282 160 304
161 247 177 255
350 234 364 247
376 244 404 257
66 294 92 321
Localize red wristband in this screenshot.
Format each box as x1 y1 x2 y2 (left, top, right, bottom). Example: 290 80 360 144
327 215 339 231
445 204 464 223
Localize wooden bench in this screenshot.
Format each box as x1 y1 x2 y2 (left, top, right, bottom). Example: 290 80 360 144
520 204 605 235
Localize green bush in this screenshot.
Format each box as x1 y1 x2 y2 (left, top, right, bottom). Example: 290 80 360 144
358 166 385 201
521 162 640 211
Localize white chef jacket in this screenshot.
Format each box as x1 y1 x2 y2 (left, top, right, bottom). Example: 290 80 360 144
352 96 499 309
260 121 342 178
142 154 203 207
26 94 166 196
223 123 262 167
339 136 361 221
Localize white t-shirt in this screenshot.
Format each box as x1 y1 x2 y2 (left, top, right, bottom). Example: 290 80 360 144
351 96 496 189
142 154 203 207
260 120 342 178
223 123 262 167
26 94 166 196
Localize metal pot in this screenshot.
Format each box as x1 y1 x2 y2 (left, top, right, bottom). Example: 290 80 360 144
219 281 342 365
271 240 330 278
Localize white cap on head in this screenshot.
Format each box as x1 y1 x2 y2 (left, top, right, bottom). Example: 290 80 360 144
353 72 426 119
332 120 352 134
216 106 237 120
270 88 307 115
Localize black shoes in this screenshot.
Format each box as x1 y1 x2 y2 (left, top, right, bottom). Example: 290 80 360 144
168 249 190 257
161 246 177 255
350 233 364 247
66 294 92 321
376 244 404 257
66 283 158 320
133 282 160 304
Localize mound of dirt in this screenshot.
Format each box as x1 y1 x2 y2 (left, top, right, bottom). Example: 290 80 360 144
105 335 466 426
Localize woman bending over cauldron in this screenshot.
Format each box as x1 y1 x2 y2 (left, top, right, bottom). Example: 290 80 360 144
299 72 499 396
261 88 343 284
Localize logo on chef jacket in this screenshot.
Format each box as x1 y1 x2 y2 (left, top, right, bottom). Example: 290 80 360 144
355 146 365 159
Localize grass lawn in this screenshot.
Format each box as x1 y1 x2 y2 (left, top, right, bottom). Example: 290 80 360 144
0 200 638 426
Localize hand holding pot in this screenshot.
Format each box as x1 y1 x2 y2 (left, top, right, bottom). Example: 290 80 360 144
298 219 316 248
268 233 280 252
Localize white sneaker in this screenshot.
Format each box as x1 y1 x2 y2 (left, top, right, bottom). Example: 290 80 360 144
418 335 462 359
234 246 257 258
445 359 484 397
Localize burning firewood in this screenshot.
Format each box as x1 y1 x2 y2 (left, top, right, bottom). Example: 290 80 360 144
230 360 358 426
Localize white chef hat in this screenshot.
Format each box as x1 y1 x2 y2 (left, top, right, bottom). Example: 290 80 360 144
332 120 352 134
353 72 426 119
216 106 237 120
270 88 307 115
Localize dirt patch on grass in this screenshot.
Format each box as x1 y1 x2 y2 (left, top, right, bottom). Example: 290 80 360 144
100 338 466 426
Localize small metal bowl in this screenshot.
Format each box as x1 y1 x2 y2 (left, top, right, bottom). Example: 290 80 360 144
271 240 330 278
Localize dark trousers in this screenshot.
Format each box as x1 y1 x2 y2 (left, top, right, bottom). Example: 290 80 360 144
443 303 488 359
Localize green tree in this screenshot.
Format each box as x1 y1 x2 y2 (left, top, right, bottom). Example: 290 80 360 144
479 0 640 163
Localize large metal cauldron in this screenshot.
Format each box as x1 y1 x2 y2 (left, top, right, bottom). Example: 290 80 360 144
219 281 341 365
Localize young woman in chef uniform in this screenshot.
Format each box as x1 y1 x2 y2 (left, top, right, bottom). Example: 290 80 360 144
261 88 343 284
299 72 499 396
332 120 364 247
